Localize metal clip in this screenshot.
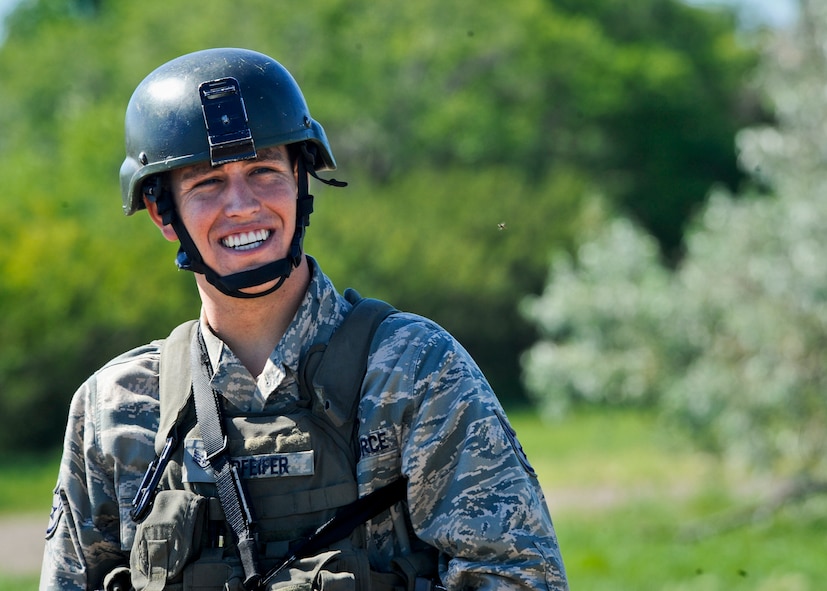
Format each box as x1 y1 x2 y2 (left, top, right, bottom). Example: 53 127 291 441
129 435 176 522
199 77 257 166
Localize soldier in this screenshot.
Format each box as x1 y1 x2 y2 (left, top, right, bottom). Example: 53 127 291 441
40 48 568 591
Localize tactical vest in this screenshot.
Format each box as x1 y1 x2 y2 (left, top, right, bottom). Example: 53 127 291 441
126 291 440 591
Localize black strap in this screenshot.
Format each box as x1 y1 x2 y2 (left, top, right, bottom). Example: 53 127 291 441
261 477 408 587
191 326 263 590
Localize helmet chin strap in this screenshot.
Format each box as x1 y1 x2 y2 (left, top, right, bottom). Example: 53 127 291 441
146 145 345 299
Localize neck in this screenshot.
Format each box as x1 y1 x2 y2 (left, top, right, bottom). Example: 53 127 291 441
197 256 311 377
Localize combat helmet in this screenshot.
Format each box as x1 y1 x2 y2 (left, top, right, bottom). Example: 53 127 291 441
119 47 344 298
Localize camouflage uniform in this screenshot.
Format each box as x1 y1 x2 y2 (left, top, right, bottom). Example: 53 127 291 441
40 258 568 591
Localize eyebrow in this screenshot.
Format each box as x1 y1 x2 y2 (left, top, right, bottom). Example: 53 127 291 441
176 147 290 183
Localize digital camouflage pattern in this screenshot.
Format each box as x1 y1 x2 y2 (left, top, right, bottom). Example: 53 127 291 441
40 258 568 590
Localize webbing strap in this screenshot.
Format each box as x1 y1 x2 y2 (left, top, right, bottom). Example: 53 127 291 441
190 326 262 590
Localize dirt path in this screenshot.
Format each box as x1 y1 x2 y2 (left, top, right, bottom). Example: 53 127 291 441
0 514 45 576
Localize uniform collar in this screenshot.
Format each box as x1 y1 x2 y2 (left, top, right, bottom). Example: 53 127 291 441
198 256 348 412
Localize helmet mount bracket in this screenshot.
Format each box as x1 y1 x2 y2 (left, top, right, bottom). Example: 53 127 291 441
199 77 257 166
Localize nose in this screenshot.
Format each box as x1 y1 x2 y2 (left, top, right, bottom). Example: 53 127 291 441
222 173 261 217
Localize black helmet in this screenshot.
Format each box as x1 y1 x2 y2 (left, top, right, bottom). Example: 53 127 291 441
120 47 336 215
119 48 344 298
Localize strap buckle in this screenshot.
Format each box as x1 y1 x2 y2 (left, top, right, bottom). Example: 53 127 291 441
205 434 229 462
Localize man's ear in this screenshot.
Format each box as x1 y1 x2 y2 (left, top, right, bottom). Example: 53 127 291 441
144 196 179 242
293 156 303 187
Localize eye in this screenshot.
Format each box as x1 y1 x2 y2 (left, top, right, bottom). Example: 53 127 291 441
190 176 222 191
251 165 282 176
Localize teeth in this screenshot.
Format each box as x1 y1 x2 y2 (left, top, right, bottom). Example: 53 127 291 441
222 230 271 251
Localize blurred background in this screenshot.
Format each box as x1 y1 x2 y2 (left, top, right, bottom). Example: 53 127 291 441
1 0 825 589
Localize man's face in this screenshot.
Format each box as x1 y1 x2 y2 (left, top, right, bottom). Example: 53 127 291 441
168 146 299 284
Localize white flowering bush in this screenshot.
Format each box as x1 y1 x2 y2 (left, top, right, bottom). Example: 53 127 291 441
521 217 680 419
523 0 827 484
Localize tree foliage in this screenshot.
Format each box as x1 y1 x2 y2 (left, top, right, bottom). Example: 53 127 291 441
524 0 827 488
551 0 765 255
0 0 755 451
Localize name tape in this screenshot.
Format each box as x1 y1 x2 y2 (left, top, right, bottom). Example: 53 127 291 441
183 439 315 483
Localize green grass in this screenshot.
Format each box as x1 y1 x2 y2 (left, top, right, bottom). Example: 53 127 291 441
0 574 38 591
509 408 825 591
3 410 825 591
554 492 827 590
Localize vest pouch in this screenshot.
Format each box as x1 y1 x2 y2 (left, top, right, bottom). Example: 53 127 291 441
390 549 441 591
183 548 244 591
130 489 208 591
264 548 372 591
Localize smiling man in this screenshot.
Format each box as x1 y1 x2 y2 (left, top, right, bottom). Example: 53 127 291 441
40 48 568 591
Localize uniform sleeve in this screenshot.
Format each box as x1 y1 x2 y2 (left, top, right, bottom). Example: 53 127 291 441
40 377 129 591
400 326 568 591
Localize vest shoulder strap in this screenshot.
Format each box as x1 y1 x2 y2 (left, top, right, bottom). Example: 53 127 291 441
154 319 198 456
300 288 396 427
